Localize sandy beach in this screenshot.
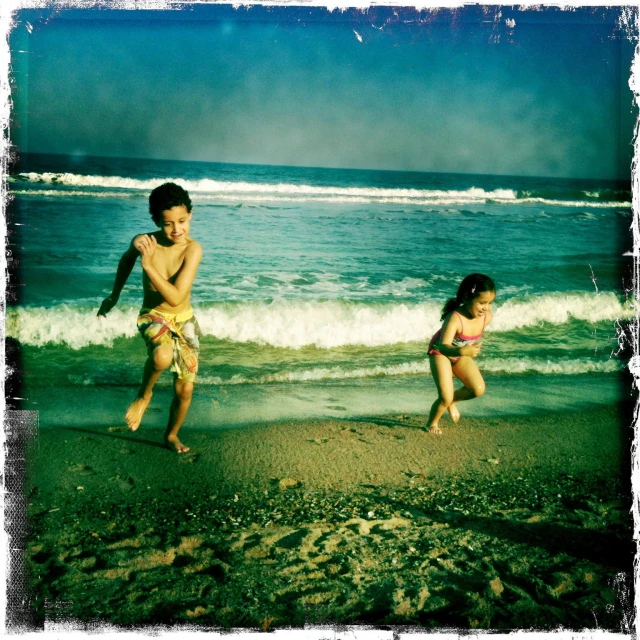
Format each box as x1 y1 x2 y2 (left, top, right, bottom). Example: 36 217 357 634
22 403 634 631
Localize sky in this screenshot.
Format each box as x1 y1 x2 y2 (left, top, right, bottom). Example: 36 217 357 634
8 4 638 180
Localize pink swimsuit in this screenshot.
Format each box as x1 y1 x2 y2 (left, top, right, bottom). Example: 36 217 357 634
428 310 486 363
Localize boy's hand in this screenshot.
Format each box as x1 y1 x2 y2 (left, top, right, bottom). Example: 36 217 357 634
460 342 481 357
97 295 118 317
136 234 158 269
132 233 154 254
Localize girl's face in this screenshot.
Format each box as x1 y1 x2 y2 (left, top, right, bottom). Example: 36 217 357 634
465 290 495 319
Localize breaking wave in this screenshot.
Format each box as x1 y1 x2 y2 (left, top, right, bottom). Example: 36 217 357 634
6 291 633 350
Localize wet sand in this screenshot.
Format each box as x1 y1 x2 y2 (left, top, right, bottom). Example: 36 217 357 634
24 404 634 631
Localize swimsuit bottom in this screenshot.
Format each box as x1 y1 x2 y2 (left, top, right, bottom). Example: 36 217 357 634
428 346 460 364
428 330 461 364
137 308 201 382
428 319 483 365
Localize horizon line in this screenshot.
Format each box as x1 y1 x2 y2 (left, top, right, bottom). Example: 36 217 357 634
13 151 632 184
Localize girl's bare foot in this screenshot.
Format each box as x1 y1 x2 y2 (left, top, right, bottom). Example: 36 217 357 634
427 424 443 435
448 403 460 423
165 434 190 454
125 395 151 431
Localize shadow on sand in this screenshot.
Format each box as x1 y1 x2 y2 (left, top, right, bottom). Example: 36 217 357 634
60 426 167 450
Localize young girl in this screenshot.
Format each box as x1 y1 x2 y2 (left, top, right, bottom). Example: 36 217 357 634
426 273 496 434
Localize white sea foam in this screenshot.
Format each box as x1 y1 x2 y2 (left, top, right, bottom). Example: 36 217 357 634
512 197 628 209
6 306 140 349
6 292 634 350
11 189 139 198
64 355 622 387
199 274 436 301
10 173 631 208
195 301 441 349
490 292 633 331
186 356 623 386
479 357 622 375
11 172 517 198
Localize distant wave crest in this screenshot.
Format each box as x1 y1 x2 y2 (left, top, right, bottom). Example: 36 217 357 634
11 172 631 208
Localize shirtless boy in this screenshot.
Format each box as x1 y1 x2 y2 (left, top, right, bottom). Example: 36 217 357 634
98 183 203 453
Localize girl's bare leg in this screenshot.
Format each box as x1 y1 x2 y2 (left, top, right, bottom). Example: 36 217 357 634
450 356 486 413
126 343 173 430
164 377 193 453
426 354 454 434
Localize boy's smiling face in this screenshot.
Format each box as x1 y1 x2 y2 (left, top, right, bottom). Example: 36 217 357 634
157 205 191 244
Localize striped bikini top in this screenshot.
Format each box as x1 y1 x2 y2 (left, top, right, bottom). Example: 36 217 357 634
450 310 486 348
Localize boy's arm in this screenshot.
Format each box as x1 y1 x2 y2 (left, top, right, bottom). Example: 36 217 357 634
138 236 202 307
97 241 139 317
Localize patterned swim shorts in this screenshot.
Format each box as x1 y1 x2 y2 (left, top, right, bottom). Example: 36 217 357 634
137 308 201 382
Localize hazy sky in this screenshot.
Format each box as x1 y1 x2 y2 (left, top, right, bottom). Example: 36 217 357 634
9 4 637 179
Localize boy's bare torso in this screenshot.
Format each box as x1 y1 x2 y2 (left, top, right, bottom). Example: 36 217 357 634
141 231 195 314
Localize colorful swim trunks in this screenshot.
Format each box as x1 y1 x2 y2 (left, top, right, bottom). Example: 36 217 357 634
137 308 201 382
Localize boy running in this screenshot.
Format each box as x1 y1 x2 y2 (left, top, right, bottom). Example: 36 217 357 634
98 182 202 453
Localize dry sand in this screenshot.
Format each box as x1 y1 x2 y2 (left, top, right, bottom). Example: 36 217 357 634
21 404 634 631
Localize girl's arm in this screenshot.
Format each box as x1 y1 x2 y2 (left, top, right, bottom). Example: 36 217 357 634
484 309 494 327
97 240 140 317
138 235 202 307
436 313 481 358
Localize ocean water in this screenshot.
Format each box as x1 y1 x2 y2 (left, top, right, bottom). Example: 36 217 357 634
7 154 634 426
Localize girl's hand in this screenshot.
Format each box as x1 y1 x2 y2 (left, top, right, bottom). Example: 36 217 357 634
460 342 481 357
136 234 157 269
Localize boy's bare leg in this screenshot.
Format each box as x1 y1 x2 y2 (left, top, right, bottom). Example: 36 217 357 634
126 343 173 430
164 378 193 453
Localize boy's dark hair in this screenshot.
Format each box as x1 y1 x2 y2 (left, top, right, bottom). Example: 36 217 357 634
441 273 496 320
149 182 192 223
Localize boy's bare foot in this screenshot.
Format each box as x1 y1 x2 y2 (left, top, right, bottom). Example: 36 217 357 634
165 434 190 454
125 395 151 431
448 404 460 423
427 425 443 435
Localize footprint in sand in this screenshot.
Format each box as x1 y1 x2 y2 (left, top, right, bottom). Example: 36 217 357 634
68 463 95 475
178 452 201 464
109 474 135 491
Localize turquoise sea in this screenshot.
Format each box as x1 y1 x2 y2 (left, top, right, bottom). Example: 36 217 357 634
7 154 634 427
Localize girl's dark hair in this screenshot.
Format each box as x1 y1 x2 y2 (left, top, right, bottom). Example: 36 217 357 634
441 273 496 320
149 182 192 223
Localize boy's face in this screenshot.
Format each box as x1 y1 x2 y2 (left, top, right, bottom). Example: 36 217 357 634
157 205 192 244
